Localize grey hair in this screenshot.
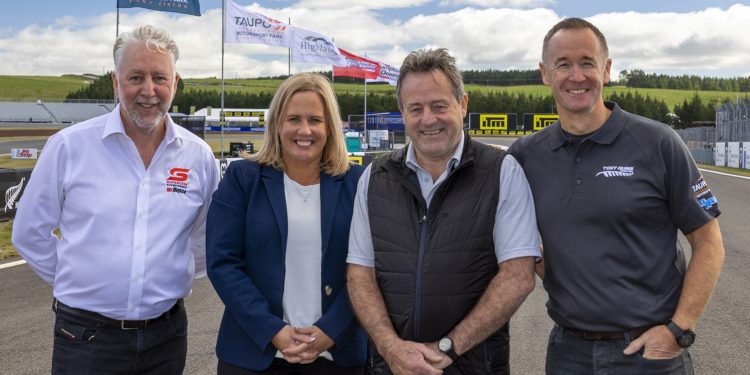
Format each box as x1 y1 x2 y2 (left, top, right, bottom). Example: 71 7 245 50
113 25 179 74
396 48 464 108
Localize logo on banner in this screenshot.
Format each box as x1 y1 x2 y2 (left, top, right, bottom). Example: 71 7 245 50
166 167 190 194
595 166 635 177
4 177 24 213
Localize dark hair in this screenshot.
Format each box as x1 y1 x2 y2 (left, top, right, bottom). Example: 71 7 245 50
542 18 608 63
396 48 464 108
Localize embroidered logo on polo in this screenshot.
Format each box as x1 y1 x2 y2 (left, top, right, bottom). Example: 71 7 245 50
166 167 190 195
595 166 635 177
691 176 718 210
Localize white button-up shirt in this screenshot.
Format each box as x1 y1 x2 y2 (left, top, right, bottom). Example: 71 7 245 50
12 106 219 320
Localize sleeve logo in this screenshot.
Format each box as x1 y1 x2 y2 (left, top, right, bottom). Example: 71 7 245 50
691 176 718 210
166 167 190 194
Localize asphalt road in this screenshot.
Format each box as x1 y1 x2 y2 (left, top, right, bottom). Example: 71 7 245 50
0 150 747 374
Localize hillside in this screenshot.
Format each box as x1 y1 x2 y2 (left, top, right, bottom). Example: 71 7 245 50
0 75 745 110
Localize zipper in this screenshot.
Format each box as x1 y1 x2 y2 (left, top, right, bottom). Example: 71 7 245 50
413 210 429 340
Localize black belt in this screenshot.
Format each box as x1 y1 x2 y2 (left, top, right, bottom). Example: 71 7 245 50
52 298 183 330
562 325 651 340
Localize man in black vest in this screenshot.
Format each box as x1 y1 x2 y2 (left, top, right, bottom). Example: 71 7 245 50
347 48 541 375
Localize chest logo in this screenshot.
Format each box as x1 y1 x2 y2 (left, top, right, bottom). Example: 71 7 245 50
595 166 635 177
166 167 190 194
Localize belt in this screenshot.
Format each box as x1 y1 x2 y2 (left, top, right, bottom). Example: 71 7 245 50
52 298 183 330
562 325 652 340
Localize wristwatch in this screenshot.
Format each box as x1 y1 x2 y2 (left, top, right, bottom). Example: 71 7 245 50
666 320 696 348
438 336 459 361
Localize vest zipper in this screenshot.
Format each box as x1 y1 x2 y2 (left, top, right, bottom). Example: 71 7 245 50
414 211 429 340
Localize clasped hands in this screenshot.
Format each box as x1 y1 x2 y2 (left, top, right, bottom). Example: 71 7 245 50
272 325 334 364
381 338 453 375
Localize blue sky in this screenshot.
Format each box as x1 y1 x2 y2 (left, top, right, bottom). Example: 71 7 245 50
0 0 748 77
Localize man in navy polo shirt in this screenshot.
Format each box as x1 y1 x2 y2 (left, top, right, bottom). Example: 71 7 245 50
510 18 725 374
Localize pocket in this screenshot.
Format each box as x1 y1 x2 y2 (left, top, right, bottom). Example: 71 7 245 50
168 308 188 337
636 348 691 373
54 315 98 344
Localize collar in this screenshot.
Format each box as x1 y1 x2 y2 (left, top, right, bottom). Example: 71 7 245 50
549 101 625 150
405 131 464 173
102 104 182 147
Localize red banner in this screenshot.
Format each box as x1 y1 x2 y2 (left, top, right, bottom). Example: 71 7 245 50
333 49 380 80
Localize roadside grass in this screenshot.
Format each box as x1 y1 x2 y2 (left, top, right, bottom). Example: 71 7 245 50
698 164 750 177
0 156 37 169
0 221 16 260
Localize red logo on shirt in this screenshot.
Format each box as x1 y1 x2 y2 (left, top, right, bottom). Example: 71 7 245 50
166 167 190 194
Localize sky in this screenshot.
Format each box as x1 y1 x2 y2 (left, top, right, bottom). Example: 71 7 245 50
0 0 748 79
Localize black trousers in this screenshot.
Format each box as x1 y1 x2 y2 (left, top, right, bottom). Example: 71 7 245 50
51 301 187 375
218 358 365 375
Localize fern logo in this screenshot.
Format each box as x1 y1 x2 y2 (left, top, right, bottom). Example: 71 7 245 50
5 177 25 213
595 166 635 177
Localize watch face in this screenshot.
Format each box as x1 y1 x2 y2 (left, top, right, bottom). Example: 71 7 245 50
678 331 696 348
438 337 452 352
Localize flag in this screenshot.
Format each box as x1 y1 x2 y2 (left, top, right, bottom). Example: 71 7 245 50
290 26 345 65
367 62 400 87
117 0 201 17
224 0 291 47
333 49 380 80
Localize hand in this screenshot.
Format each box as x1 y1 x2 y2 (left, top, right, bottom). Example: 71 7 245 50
271 325 313 364
623 325 682 360
381 338 444 375
282 326 335 364
426 342 453 370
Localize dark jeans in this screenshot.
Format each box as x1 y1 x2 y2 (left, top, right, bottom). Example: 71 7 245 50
546 325 694 375
51 301 188 375
218 358 365 375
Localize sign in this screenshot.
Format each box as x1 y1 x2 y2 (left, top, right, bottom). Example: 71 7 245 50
11 148 38 159
117 0 202 16
225 0 291 46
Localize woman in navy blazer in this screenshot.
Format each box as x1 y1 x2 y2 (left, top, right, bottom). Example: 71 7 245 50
207 73 366 374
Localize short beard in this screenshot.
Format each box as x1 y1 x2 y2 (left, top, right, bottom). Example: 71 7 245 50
119 90 169 134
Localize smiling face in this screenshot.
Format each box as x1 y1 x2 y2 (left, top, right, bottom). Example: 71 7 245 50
540 27 611 120
279 90 329 170
399 69 467 168
112 41 178 133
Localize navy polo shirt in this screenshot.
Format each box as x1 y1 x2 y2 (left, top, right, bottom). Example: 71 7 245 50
510 102 720 331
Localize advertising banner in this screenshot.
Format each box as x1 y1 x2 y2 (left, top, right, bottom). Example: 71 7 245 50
715 142 726 167
117 0 201 16
290 26 345 65
727 142 740 168
367 62 399 86
11 148 38 159
333 49 379 80
225 0 291 46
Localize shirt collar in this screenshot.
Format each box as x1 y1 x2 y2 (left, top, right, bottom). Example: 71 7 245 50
102 104 182 147
405 131 464 173
549 101 624 150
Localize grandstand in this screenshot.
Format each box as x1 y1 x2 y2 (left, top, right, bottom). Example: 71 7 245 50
0 99 115 125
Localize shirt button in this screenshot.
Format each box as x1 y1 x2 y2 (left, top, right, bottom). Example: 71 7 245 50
576 178 582 185
324 285 333 296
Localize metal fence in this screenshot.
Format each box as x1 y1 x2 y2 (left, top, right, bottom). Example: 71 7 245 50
716 99 750 142
674 126 716 164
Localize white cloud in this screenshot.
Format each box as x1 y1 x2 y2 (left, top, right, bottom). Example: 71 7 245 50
296 0 431 9
0 4 748 78
439 0 556 8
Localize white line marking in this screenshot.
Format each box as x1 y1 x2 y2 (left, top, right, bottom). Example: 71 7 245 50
700 168 750 180
0 259 26 269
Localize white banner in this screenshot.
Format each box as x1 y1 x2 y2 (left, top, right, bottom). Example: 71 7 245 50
367 62 400 86
11 148 37 159
290 26 345 65
224 0 291 47
743 142 750 170
715 142 726 167
727 142 740 168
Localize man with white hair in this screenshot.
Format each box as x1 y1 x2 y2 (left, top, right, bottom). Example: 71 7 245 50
12 25 218 374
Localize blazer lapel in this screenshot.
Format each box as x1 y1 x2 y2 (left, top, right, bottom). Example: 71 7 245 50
262 166 288 255
320 172 341 258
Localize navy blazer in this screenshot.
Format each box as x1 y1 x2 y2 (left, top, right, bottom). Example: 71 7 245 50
206 160 366 371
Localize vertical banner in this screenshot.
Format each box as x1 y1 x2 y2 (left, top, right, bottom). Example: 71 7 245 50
333 49 379 80
290 26 345 65
117 0 201 16
224 0 291 46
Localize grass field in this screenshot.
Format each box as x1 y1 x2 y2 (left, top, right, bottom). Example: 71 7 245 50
0 75 91 100
2 75 746 111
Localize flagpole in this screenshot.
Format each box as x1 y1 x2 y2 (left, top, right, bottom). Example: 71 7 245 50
221 0 226 158
331 38 335 83
363 52 368 150
115 0 119 39
288 18 291 76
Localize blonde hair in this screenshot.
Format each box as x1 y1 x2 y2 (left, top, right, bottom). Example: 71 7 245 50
250 73 350 176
